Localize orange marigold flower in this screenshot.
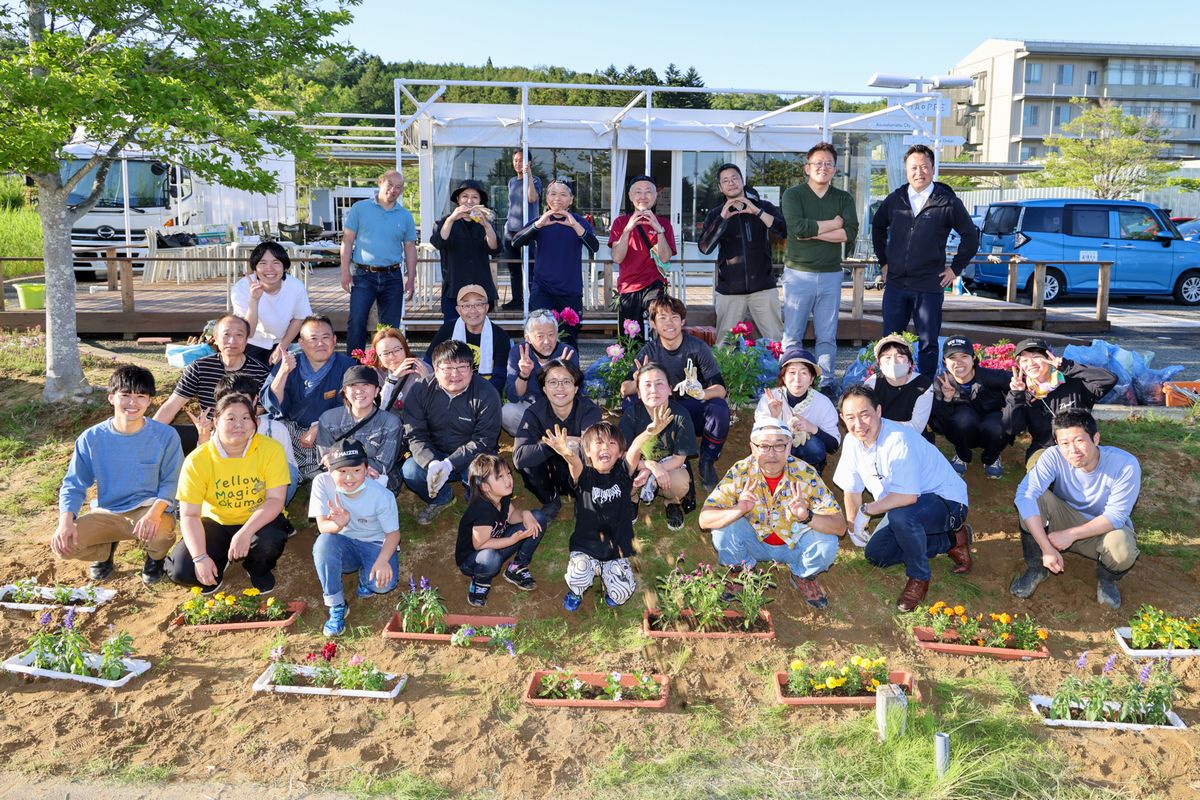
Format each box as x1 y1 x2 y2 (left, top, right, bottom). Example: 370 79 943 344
953 605 965 616
1036 629 1048 640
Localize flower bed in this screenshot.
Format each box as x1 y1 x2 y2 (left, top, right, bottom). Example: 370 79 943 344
382 577 517 653
642 609 775 639
3 651 151 689
2 607 146 688
171 588 304 631
1112 605 1200 658
774 654 919 706
645 560 777 638
1032 652 1185 729
913 602 1049 660
523 669 668 709
254 640 406 699
0 578 115 613
1028 695 1187 730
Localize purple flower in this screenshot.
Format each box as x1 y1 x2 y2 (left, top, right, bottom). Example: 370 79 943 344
419 576 429 591
1075 651 1088 671
270 646 284 662
1138 662 1153 685
1102 654 1118 674
504 641 516 657
408 576 416 593
38 610 51 626
63 606 76 630
462 627 475 637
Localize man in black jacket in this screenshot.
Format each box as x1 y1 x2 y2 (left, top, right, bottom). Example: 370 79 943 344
931 335 1011 478
872 145 979 376
1003 338 1117 466
698 163 786 341
401 340 501 524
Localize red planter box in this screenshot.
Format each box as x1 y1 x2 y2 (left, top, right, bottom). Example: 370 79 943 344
912 626 1050 661
642 608 776 640
774 670 920 706
523 670 670 709
381 612 518 644
170 601 306 632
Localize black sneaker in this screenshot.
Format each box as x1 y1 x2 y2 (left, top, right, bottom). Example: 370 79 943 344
89 542 118 581
249 572 276 595
500 299 524 311
416 501 452 526
699 459 719 492
467 581 490 607
541 496 563 523
140 556 166 586
504 563 536 591
666 503 685 531
280 515 297 539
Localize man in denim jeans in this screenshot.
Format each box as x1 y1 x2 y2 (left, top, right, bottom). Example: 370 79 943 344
834 385 972 612
781 143 858 380
339 170 418 355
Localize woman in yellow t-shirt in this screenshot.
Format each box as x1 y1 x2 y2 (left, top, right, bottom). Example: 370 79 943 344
165 394 292 594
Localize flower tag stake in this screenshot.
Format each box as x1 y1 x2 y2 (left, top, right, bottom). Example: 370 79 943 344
875 683 907 741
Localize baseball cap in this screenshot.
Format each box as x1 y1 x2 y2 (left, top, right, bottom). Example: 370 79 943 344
942 336 975 360
779 347 821 378
873 333 912 361
327 438 368 470
1013 338 1052 359
457 284 488 304
342 365 379 388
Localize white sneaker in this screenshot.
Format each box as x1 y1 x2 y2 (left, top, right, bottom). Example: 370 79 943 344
950 455 967 475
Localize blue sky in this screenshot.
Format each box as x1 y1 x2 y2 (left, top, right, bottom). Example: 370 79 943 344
338 0 1178 93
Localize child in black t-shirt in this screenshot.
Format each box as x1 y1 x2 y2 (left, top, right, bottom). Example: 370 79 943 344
542 409 669 611
455 454 546 607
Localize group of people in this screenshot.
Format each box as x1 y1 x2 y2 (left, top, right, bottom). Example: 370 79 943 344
49 140 1145 638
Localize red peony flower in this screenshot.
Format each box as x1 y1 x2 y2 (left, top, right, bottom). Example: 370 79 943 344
730 321 753 336
744 338 756 348
559 307 581 326
321 641 337 662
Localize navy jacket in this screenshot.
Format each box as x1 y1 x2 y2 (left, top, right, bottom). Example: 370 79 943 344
872 182 979 293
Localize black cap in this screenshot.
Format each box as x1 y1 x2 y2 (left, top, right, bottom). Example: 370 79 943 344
942 336 975 360
626 174 657 189
450 179 489 206
1013 338 1052 359
327 438 368 470
342 365 380 388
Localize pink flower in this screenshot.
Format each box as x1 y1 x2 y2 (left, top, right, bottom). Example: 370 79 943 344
730 321 753 336
559 307 580 326
606 344 625 361
623 319 641 337
765 340 783 358
348 654 365 667
743 338 756 348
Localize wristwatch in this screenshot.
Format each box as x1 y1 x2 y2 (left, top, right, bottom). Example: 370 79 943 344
798 507 814 525
756 208 764 218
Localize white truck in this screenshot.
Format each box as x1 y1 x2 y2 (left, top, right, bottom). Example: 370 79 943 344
63 141 296 277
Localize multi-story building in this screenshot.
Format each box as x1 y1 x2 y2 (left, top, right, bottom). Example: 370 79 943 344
944 39 1200 163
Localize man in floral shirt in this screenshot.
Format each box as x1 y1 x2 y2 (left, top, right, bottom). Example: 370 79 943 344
699 418 846 608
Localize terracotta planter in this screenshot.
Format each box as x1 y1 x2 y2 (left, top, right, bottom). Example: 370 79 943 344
252 664 407 699
523 670 669 709
171 601 306 632
912 626 1049 661
642 608 776 640
381 612 517 643
2 651 151 689
774 670 920 706
1113 627 1200 659
1028 694 1187 731
0 585 116 613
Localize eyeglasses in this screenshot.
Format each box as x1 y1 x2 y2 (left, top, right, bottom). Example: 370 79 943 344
457 302 487 311
751 441 789 454
436 363 471 374
544 378 574 389
376 347 406 358
807 162 836 170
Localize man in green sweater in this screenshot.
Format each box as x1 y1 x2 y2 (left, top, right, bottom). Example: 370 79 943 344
781 143 859 381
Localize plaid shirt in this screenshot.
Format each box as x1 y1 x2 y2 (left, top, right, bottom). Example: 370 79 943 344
703 455 842 548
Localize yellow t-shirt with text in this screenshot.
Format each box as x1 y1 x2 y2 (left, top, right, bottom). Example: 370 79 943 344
177 435 291 526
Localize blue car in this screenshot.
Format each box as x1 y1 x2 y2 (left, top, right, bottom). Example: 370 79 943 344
974 199 1200 306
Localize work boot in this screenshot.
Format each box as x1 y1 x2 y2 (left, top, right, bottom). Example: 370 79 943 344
699 459 719 492
946 523 973 574
896 578 930 612
1010 531 1049 599
89 542 118 581
1096 562 1123 610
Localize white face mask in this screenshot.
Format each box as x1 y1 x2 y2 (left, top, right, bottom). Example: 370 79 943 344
880 361 909 381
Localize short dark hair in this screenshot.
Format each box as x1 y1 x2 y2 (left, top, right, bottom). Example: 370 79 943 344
904 144 935 166
108 365 155 396
634 361 670 386
1052 408 1099 438
300 315 335 336
214 313 251 337
248 241 291 277
806 142 837 163
648 295 688 322
467 453 510 502
838 384 880 412
214 392 255 419
877 341 912 361
431 339 473 368
537 358 583 391
716 163 743 181
214 373 262 405
580 422 626 467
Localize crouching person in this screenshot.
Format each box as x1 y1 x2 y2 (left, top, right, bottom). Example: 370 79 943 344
1011 409 1140 609
52 365 183 584
699 418 846 609
543 414 668 611
310 438 401 636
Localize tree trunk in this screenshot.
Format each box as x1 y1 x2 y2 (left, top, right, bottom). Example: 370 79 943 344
36 183 90 402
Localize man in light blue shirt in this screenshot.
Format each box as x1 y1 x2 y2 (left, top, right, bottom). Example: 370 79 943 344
1011 408 1141 609
339 169 418 354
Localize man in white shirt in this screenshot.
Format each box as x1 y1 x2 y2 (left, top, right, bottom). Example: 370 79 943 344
834 385 972 611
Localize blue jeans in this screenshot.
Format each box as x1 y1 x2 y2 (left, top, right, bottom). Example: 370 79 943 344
286 463 299 506
313 533 399 607
400 457 465 505
711 517 839 579
674 394 730 461
881 286 944 377
457 514 547 583
346 268 406 354
792 435 828 473
865 494 968 581
782 268 841 377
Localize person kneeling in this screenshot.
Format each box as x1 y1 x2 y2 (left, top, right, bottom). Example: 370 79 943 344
310 438 402 636
455 454 546 607
699 418 846 609
1011 409 1140 610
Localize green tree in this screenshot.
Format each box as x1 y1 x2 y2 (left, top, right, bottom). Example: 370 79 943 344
1039 99 1175 199
0 0 353 400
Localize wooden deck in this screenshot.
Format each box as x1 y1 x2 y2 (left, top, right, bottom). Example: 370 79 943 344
0 265 1103 345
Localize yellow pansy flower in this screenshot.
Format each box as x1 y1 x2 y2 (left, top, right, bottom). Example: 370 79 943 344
266 597 276 606
190 586 202 596
789 659 804 672
242 588 261 597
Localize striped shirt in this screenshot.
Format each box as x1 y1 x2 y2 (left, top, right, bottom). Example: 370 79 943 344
172 353 270 412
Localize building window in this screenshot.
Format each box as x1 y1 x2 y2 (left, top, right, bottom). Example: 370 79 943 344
1025 62 1043 84
1056 64 1074 85
1019 144 1040 161
1052 105 1074 126
1023 104 1041 126
1086 70 1098 86
1106 58 1194 86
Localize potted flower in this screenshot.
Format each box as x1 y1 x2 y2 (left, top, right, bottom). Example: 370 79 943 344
1030 652 1187 730
712 323 783 407
171 587 305 632
1113 604 1200 658
774 653 919 707
524 667 668 709
253 640 407 699
913 601 1050 660
382 577 517 647
972 339 1016 370
0 577 116 613
584 319 645 409
2 608 150 688
643 560 776 639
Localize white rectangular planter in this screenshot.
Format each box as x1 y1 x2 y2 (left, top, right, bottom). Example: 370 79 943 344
1113 627 1200 659
2 651 151 689
1028 694 1187 731
252 664 407 699
0 585 116 613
